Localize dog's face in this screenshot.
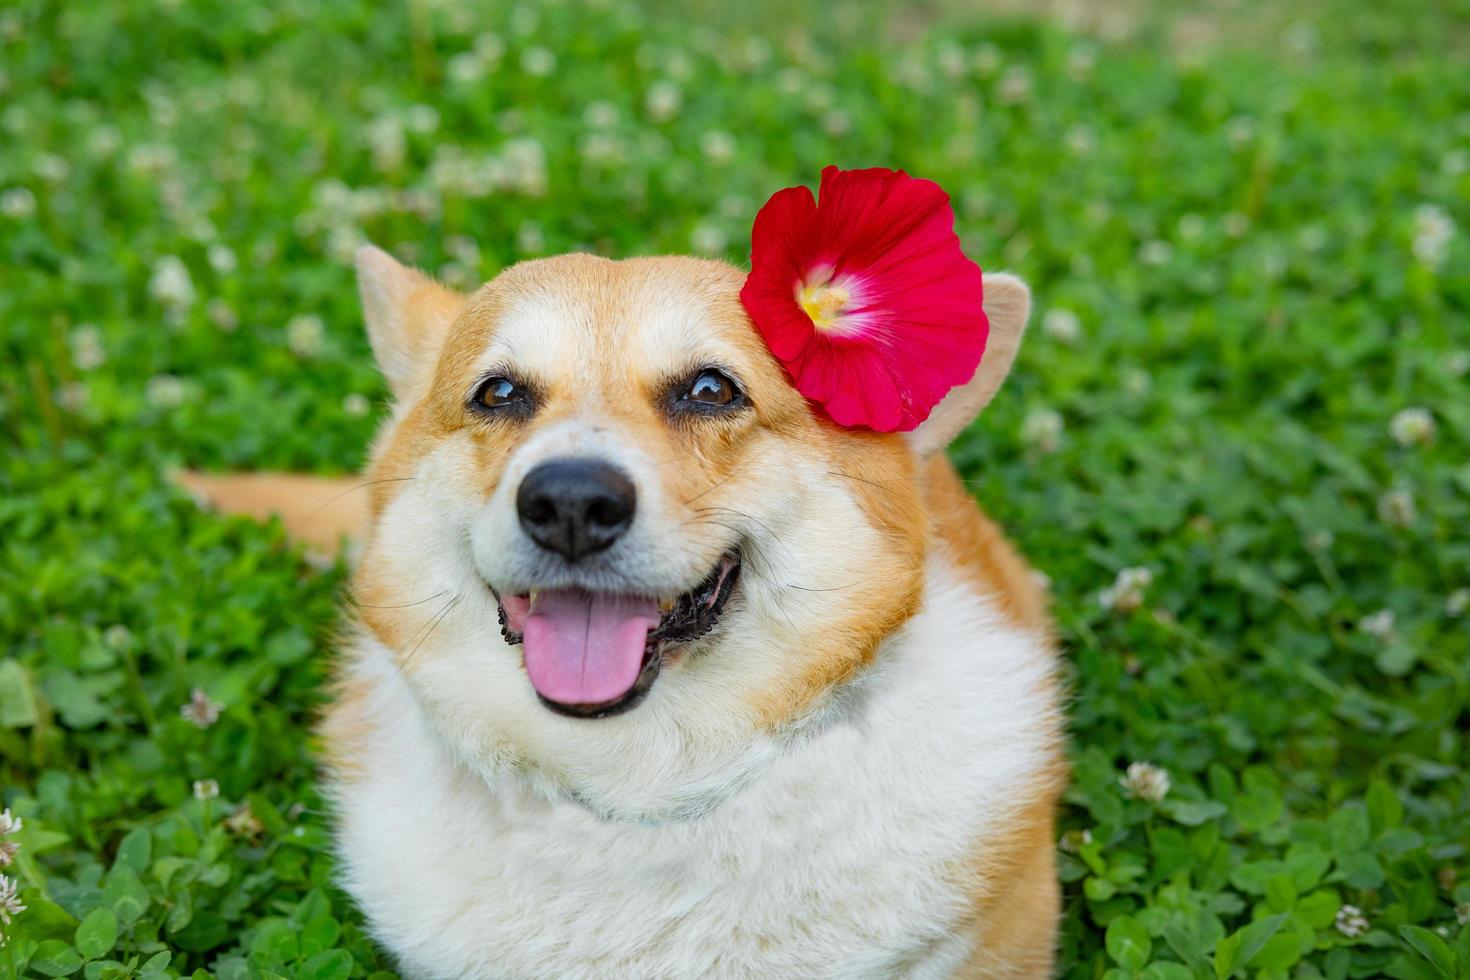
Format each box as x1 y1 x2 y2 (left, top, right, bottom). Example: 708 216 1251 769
348 248 1028 821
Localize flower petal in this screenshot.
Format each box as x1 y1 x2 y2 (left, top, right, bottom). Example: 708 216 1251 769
740 166 988 432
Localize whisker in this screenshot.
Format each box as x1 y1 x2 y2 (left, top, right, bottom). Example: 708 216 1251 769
682 474 732 506
344 589 450 610
305 476 416 524
394 595 460 677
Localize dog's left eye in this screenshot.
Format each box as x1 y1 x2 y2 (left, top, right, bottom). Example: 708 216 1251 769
675 369 744 412
472 376 533 414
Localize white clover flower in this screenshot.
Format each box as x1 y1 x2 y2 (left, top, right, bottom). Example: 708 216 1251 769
145 374 188 409
404 104 439 134
996 66 1033 105
775 67 805 95
1225 116 1254 148
126 142 176 175
148 255 196 313
0 810 20 837
700 130 736 165
1443 149 1469 177
225 803 265 841
935 41 966 79
32 152 69 183
1119 761 1170 801
1058 828 1093 853
0 840 15 869
1447 350 1469 377
1100 566 1152 613
520 46 556 77
445 235 479 268
192 778 220 801
1139 240 1174 266
342 393 371 418
516 221 545 256
207 243 237 275
1377 488 1416 528
1446 588 1470 618
286 314 325 358
0 187 36 219
645 80 681 122
1041 308 1082 345
1334 903 1369 938
326 224 365 264
1299 224 1328 253
0 874 24 926
1358 608 1396 640
367 115 406 172
1177 214 1206 243
690 222 728 255
822 110 851 138
501 137 548 196
446 52 486 85
1457 901 1470 926
583 100 618 129
579 133 624 166
1223 212 1250 238
55 382 89 413
1121 367 1152 398
1304 530 1334 553
1059 124 1094 156
1283 21 1319 55
1021 408 1064 454
181 688 223 728
206 298 239 332
1388 407 1435 446
1412 204 1455 269
474 31 505 62
70 324 106 370
439 263 473 290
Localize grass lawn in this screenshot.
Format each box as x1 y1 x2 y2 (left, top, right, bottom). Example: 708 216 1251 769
2 0 1468 975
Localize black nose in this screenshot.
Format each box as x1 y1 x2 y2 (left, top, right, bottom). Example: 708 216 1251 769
516 458 637 562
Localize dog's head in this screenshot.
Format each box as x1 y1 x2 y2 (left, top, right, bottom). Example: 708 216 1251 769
349 246 1029 821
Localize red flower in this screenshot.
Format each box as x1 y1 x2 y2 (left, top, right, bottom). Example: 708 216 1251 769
740 166 988 432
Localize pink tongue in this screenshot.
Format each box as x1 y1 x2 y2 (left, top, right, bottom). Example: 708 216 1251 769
522 590 661 706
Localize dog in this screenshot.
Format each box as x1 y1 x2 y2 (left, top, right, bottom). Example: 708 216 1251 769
180 243 1064 977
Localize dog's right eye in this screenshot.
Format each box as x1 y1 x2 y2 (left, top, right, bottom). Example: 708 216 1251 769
671 368 746 416
472 376 532 414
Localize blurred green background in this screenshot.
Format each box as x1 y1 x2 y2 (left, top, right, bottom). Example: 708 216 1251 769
2 0 1468 976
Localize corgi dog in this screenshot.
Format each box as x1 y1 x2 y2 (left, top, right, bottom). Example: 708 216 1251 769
181 243 1064 978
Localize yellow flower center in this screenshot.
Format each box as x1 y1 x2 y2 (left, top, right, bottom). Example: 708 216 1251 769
798 280 851 332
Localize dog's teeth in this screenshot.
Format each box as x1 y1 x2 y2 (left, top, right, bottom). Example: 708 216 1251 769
528 589 539 603
659 597 675 612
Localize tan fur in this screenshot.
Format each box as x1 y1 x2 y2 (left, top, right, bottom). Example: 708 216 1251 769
172 470 368 554
954 789 1066 977
923 456 1051 635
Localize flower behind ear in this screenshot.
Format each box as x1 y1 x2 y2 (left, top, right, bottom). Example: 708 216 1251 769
739 166 988 433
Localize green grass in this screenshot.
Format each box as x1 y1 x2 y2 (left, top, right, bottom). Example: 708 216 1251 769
2 0 1468 976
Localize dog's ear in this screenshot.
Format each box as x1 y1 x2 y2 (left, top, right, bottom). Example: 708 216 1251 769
907 273 1031 457
356 244 465 401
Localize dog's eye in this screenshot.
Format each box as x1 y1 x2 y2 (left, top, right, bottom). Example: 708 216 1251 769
472 376 531 413
682 369 739 408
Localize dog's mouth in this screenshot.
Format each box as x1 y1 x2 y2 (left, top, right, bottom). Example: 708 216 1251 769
492 551 742 719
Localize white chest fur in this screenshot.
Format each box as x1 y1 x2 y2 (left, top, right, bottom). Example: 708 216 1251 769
330 563 1059 979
